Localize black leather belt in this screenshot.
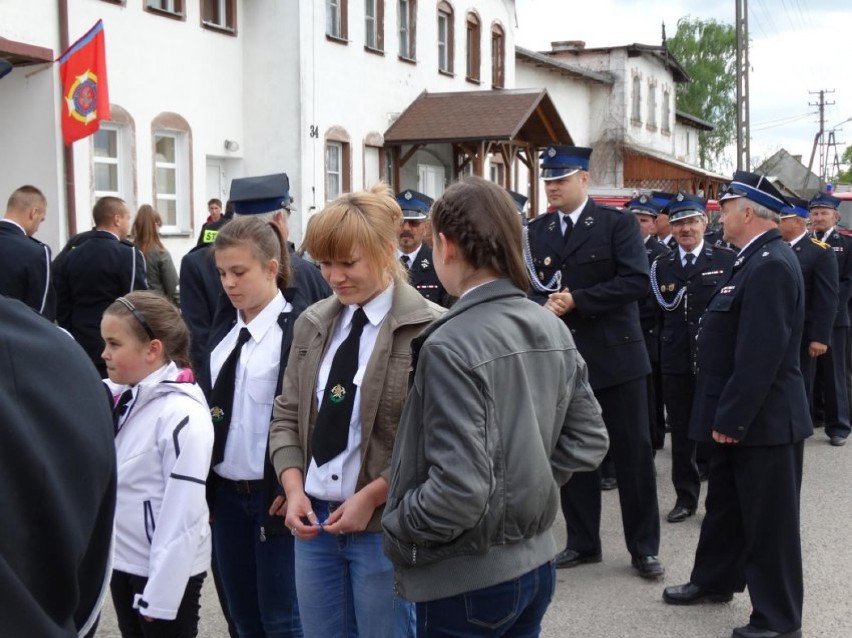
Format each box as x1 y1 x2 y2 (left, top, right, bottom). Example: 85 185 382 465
218 478 265 494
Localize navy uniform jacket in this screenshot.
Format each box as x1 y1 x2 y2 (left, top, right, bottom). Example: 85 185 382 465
54 230 149 371
791 235 838 346
652 244 735 375
0 296 115 636
640 237 670 363
406 244 453 308
821 230 852 328
528 199 651 390
0 221 56 320
689 229 811 445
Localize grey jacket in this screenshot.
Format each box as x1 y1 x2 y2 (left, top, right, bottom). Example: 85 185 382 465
383 279 609 602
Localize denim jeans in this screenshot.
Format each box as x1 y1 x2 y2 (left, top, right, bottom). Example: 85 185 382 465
212 486 302 638
415 561 556 637
294 498 414 637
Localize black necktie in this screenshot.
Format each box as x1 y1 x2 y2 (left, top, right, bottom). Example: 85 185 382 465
683 253 696 273
312 308 369 466
113 389 134 436
562 216 573 245
816 231 825 240
401 255 411 270
210 327 252 465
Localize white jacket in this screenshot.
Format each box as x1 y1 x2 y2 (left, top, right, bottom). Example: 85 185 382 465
108 362 213 620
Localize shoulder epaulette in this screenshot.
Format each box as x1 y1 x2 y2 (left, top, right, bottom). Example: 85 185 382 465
810 237 830 249
528 213 555 225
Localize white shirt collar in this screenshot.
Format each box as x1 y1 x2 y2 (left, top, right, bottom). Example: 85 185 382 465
678 240 705 262
236 290 289 342
789 231 809 247
560 197 589 226
737 230 772 257
398 244 422 264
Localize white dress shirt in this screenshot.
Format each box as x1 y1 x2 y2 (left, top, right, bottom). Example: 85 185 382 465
678 240 705 267
304 282 394 502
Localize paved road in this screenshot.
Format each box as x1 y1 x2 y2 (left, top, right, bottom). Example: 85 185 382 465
96 433 851 637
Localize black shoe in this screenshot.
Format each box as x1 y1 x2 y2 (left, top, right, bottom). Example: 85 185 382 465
631 555 665 579
600 477 618 491
554 547 602 569
666 505 695 523
830 435 847 447
731 624 802 638
663 582 733 605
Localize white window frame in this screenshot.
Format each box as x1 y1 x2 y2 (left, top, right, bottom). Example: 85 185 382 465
648 82 657 128
365 0 377 49
398 0 413 59
327 0 342 38
326 141 343 201
662 90 671 132
93 126 121 201
438 10 450 72
632 75 641 122
148 0 181 14
202 0 234 30
153 130 189 233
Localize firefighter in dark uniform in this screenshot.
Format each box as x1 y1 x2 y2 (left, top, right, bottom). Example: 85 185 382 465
650 193 735 524
396 189 452 308
54 196 148 376
0 185 56 320
778 197 838 412
808 191 852 446
664 171 810 638
526 145 663 579
629 195 670 452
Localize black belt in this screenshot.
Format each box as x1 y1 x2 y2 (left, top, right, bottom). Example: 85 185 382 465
217 477 265 494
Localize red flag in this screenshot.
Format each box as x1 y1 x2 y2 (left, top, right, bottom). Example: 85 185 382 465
57 20 110 145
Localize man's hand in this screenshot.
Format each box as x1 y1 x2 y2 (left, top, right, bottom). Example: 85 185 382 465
545 289 575 316
808 341 828 357
712 430 739 444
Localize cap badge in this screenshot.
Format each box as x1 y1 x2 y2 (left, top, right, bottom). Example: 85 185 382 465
330 384 347 404
676 193 685 202
639 195 648 204
548 147 557 157
404 191 413 200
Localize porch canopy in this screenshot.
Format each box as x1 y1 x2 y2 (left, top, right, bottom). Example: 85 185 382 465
384 88 573 214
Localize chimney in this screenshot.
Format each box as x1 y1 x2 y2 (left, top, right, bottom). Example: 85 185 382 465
551 40 586 53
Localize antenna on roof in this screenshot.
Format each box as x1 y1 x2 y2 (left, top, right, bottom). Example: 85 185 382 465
661 21 667 45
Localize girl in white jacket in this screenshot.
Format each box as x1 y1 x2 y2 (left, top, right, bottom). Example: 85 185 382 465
101 291 213 637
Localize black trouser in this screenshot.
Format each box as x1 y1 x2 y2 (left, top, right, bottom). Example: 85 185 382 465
814 325 851 439
662 373 700 511
800 340 818 415
690 442 804 634
111 570 205 638
648 365 666 450
560 377 661 557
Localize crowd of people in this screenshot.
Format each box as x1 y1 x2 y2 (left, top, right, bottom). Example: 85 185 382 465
0 141 840 638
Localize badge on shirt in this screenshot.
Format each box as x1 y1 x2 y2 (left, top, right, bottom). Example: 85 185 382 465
720 285 736 294
211 406 225 423
420 258 431 270
330 384 346 404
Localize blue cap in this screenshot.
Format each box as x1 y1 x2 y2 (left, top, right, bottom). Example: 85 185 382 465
396 189 433 221
779 196 810 219
808 192 842 211
666 192 708 222
229 173 290 214
718 170 790 213
626 194 662 217
507 190 528 213
651 191 676 211
0 59 12 81
539 145 592 180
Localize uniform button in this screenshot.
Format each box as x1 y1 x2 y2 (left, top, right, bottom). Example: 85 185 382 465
737 426 744 431
570 329 577 334
624 336 629 341
331 474 339 481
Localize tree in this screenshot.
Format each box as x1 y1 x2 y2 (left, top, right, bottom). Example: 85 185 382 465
835 146 852 184
667 17 737 171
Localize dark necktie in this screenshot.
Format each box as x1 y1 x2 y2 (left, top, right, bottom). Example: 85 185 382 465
401 255 411 270
683 252 696 273
816 231 825 240
562 216 573 245
113 389 134 436
210 327 252 465
312 308 369 466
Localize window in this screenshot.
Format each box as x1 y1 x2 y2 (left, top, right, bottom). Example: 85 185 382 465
491 23 504 88
647 82 657 129
93 127 122 200
437 2 453 74
662 90 671 132
202 0 236 32
398 0 416 61
365 0 384 51
631 75 641 123
327 0 348 40
325 131 351 201
465 12 480 82
489 160 504 187
145 0 183 17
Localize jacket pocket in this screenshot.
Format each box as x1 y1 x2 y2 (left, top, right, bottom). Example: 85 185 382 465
143 500 156 544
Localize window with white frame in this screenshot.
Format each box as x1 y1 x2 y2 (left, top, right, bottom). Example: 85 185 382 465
327 0 348 39
93 126 122 200
146 0 183 16
647 81 657 128
326 142 343 200
365 0 380 49
398 0 416 60
437 2 453 73
202 0 236 31
631 75 641 123
153 131 188 231
662 90 671 132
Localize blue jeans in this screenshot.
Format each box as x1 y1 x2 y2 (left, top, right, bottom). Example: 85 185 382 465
212 485 302 637
294 499 414 637
415 561 555 637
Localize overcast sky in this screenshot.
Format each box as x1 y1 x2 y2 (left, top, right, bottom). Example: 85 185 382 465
514 0 851 177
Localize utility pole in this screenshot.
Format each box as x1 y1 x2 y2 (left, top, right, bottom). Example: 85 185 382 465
735 0 750 171
806 89 835 186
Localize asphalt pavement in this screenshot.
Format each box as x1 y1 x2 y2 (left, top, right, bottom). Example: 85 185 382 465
96 432 852 637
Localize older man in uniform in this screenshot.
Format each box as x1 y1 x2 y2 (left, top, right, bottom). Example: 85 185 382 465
808 191 852 446
663 171 809 638
779 197 838 411
0 185 55 319
650 193 735 523
396 189 452 308
526 145 663 579
54 196 148 375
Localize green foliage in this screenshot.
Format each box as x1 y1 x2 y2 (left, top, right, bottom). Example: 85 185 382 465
836 146 852 184
667 17 737 170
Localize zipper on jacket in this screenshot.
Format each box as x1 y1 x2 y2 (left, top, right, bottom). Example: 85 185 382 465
410 543 417 566
143 500 155 543
259 526 267 543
